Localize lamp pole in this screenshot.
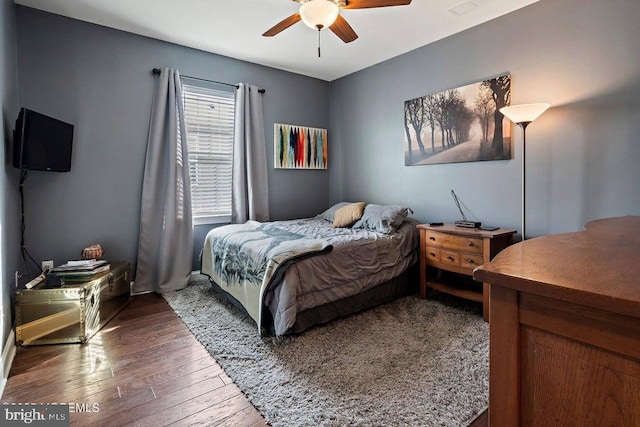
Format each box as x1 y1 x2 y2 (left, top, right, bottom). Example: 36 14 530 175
499 103 550 241
518 122 531 241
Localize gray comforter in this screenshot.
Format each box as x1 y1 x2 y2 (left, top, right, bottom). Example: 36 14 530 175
202 217 418 335
201 220 333 332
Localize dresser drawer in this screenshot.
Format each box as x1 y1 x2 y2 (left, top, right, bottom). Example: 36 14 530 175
424 230 483 254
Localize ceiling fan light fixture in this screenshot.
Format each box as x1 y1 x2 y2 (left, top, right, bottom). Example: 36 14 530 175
300 0 340 30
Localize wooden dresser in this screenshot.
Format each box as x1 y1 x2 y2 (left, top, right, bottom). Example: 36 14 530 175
474 216 640 426
417 224 516 321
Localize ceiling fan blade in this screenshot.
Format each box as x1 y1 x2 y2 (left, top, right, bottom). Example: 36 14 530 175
330 15 358 43
263 13 302 37
343 0 412 9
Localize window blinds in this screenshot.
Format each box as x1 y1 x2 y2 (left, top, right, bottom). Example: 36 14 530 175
182 83 235 224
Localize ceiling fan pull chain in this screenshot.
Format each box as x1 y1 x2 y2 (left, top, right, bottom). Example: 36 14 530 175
317 27 322 57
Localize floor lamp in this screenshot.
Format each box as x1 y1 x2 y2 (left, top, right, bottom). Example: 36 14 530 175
499 103 550 240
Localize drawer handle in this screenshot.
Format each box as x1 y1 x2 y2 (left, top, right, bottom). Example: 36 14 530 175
467 259 475 264
468 242 475 247
446 256 455 261
429 237 436 241
429 252 436 257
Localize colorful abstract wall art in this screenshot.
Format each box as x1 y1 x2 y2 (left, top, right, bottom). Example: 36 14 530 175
274 123 327 169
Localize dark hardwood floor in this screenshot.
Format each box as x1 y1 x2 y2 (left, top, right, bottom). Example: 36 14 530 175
1 293 488 426
471 410 488 427
2 294 266 426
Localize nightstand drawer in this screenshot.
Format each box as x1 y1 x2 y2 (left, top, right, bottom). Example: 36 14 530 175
439 250 484 272
440 251 462 266
424 247 441 263
440 250 460 267
461 254 484 270
424 231 483 254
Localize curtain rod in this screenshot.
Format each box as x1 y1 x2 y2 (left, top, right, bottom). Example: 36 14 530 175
152 68 265 94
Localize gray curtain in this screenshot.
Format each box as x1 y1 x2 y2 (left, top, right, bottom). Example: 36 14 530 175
232 83 269 223
134 68 193 294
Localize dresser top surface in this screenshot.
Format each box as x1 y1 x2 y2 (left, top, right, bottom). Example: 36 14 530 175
474 216 640 318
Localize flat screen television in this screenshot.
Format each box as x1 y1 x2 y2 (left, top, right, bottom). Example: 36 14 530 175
13 108 74 172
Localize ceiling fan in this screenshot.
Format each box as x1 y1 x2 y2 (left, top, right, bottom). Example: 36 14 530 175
263 0 412 56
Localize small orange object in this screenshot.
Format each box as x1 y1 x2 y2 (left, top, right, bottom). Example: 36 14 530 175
82 244 104 260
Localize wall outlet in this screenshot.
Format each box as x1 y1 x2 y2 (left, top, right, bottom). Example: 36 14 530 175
42 260 54 271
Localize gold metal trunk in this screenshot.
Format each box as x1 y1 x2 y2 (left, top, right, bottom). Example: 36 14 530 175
15 261 131 346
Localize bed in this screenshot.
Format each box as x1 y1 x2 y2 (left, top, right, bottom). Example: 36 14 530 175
200 203 419 336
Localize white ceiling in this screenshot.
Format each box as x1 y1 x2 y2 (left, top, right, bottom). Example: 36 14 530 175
15 0 541 81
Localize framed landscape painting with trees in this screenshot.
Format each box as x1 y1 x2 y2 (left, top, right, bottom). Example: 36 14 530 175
404 73 512 166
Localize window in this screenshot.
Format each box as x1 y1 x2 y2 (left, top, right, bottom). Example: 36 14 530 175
182 83 235 225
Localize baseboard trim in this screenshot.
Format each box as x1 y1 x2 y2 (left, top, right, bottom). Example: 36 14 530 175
0 329 17 398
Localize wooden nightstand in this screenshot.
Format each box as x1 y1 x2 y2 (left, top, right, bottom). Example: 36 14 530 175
417 223 516 321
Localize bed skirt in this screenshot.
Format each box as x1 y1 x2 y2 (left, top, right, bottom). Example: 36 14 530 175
207 265 418 336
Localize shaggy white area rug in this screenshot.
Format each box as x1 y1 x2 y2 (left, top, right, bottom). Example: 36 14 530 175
163 274 488 426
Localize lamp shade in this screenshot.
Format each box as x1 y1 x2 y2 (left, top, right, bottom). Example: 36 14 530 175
500 103 551 124
300 0 340 29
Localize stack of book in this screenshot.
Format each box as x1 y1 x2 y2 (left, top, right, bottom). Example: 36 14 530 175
51 259 110 282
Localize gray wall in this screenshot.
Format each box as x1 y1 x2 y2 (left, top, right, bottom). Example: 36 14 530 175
12 0 640 286
1 0 19 351
15 6 331 273
329 0 640 238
